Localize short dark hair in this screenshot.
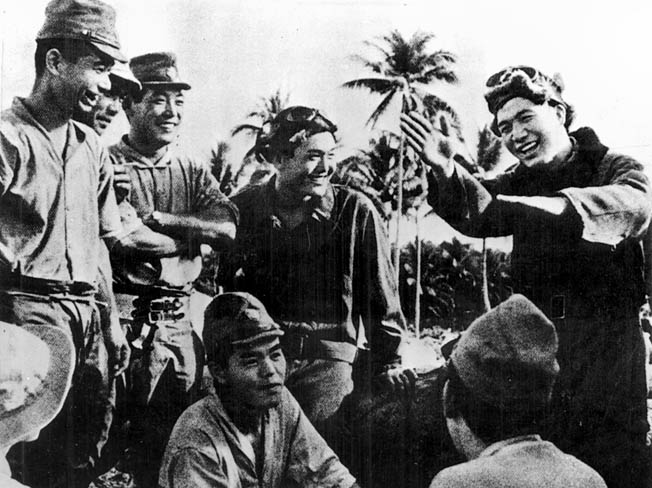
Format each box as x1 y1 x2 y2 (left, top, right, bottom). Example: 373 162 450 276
442 364 547 445
34 38 107 78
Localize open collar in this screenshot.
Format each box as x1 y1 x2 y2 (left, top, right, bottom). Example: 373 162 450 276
258 176 335 229
115 135 173 168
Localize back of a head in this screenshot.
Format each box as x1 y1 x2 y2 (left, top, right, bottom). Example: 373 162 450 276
444 294 559 444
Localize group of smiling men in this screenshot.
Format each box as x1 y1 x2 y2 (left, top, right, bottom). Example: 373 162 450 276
1 0 650 487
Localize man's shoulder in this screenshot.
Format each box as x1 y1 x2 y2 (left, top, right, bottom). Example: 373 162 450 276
230 182 270 218
167 396 227 449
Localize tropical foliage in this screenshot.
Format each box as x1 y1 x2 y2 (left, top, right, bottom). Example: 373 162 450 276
399 238 512 331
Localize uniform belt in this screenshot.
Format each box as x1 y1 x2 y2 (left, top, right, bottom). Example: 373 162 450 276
281 332 358 363
113 282 190 298
529 292 640 320
0 273 96 296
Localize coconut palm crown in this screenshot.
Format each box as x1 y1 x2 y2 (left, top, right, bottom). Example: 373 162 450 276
342 30 458 126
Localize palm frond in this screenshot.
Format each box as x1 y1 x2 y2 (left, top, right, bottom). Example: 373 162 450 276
231 123 262 137
366 90 399 127
341 77 395 94
348 54 384 74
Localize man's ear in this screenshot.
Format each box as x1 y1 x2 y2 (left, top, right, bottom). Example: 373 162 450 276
207 360 227 385
45 48 65 76
553 102 567 126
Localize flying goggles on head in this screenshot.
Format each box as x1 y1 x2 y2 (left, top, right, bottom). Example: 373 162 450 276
484 65 567 134
255 106 337 161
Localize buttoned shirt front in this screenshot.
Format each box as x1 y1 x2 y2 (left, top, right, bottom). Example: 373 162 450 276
220 180 405 369
159 389 356 488
0 98 123 285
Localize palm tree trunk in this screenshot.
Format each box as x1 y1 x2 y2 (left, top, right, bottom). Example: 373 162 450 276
393 134 404 284
414 211 422 338
481 238 491 312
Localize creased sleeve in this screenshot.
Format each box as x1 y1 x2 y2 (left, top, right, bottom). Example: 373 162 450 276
192 160 239 223
160 447 232 488
98 146 126 243
286 394 357 488
558 153 652 246
354 197 405 371
427 164 515 238
0 129 17 197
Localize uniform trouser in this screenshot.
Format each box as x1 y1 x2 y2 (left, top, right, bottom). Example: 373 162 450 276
125 317 204 488
285 358 354 453
545 315 651 488
0 292 112 488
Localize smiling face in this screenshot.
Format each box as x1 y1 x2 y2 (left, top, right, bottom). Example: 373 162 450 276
56 50 113 116
274 131 337 201
216 338 286 411
495 97 569 167
126 87 185 150
74 88 123 135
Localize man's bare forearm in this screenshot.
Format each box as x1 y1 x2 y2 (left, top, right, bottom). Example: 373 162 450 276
112 224 186 258
146 209 236 249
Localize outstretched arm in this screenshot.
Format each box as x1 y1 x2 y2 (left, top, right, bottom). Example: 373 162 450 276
401 111 578 237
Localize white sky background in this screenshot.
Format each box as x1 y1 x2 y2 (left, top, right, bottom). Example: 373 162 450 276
2 0 652 247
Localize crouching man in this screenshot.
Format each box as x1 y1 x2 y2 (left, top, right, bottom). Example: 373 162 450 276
431 295 606 488
159 292 358 488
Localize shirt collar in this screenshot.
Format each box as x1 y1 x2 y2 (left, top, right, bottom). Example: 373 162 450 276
479 434 543 458
262 175 336 225
116 135 173 168
12 97 87 147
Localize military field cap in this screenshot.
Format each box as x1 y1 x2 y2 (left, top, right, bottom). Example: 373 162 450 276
110 61 141 95
36 0 127 63
129 52 191 90
0 322 74 448
203 292 284 348
450 294 559 410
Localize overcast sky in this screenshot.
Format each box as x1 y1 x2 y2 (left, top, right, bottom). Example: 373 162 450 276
2 0 652 246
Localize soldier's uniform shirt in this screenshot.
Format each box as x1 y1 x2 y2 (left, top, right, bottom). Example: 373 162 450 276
109 136 237 290
428 127 652 488
219 180 406 441
0 97 124 486
220 180 405 371
0 97 123 282
429 435 607 488
159 388 357 488
108 136 237 487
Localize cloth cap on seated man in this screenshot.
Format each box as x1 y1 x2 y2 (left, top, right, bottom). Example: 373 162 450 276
0 322 75 449
484 65 573 135
37 0 127 62
449 294 560 411
204 292 284 362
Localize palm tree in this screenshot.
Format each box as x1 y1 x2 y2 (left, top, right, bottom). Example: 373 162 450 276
474 125 503 311
231 88 291 139
230 89 290 189
343 30 458 334
209 140 236 196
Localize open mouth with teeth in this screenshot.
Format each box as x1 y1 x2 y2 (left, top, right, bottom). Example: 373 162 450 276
158 121 178 131
516 140 539 158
